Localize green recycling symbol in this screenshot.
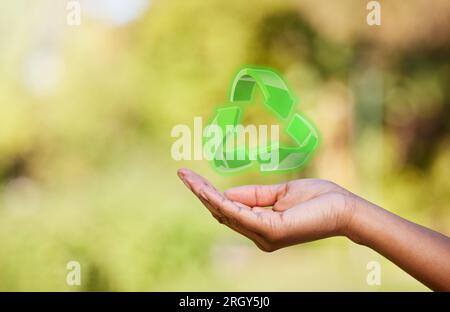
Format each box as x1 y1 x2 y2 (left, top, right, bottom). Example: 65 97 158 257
206 66 319 173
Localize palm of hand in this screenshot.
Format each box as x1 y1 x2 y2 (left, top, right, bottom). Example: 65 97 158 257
178 169 354 252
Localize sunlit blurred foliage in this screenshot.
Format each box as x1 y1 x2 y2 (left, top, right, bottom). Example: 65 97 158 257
0 0 448 290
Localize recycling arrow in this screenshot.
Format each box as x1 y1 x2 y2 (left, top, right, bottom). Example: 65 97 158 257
206 66 319 173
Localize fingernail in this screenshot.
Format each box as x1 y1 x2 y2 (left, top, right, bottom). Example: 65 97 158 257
177 169 186 178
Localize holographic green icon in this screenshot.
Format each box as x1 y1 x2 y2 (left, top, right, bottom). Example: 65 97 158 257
206 66 320 173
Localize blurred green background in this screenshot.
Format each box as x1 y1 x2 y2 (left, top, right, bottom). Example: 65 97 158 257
0 0 449 291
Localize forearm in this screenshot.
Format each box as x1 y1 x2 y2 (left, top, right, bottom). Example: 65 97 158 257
346 198 450 291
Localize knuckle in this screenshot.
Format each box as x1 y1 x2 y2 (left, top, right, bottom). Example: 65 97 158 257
258 243 277 253
211 212 224 224
227 215 239 227
220 195 229 205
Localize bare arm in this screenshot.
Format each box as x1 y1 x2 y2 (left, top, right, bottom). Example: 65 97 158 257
178 168 450 291
348 198 450 291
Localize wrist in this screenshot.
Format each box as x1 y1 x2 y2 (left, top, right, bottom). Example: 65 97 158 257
341 194 374 246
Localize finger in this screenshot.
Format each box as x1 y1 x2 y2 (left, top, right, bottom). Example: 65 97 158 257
200 196 226 221
233 201 274 215
224 184 287 207
251 207 273 214
221 220 268 250
202 194 265 245
178 168 217 193
183 179 265 243
185 181 226 219
178 169 268 243
209 199 268 246
178 169 218 204
233 201 251 210
177 168 226 219
201 186 262 233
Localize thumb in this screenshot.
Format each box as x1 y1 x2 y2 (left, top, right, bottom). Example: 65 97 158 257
224 184 287 208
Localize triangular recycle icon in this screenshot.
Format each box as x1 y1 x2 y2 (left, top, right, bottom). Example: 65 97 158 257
205 66 319 173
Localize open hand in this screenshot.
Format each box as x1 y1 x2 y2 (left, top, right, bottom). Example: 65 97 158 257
178 168 450 290
177 168 357 252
